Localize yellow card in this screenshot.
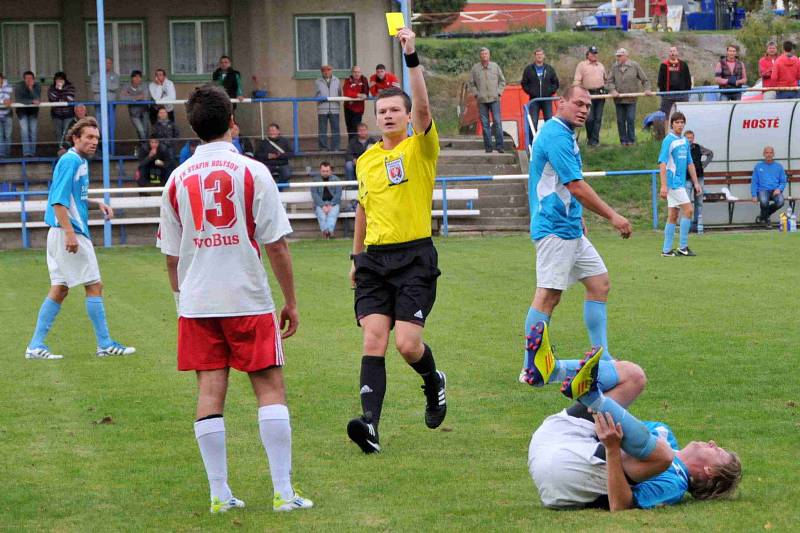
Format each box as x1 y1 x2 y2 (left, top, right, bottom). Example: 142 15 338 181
386 12 406 36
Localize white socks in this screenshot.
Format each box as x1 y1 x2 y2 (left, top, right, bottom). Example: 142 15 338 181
258 404 294 501
194 417 233 502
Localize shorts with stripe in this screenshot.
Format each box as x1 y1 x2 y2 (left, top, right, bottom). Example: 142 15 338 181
177 313 283 372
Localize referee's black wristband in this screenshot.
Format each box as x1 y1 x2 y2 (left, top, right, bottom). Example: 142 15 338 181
404 51 420 68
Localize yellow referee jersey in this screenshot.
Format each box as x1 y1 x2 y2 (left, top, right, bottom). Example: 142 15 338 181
356 121 440 246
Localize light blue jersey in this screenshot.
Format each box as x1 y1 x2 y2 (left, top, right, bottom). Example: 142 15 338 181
658 132 690 190
529 118 584 240
631 421 689 509
44 148 90 237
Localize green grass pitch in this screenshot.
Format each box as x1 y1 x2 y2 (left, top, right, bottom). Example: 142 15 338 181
1 231 798 531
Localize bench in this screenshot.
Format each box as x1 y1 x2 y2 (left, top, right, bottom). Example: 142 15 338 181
702 170 800 225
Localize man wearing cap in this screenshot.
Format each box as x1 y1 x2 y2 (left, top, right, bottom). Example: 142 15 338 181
573 46 607 147
607 48 651 146
469 47 507 153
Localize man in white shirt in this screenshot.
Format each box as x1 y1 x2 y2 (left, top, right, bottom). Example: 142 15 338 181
148 68 176 124
157 84 313 515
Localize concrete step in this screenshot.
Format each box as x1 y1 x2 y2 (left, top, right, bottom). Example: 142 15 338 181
439 137 493 151
437 150 517 165
476 206 530 217
437 164 521 177
476 196 528 210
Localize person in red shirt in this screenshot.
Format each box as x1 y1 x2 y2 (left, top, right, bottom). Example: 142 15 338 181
342 65 370 141
368 63 400 97
759 41 780 100
651 0 668 31
773 40 800 99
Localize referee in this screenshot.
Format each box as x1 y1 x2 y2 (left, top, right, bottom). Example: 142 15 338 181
346 27 447 454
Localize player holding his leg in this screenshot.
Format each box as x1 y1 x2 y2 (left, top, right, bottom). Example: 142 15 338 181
526 322 741 510
158 85 312 513
26 117 135 360
659 112 702 257
522 85 632 380
347 27 446 453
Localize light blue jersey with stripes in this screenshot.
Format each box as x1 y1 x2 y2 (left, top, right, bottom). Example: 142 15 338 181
658 132 690 190
528 118 584 240
44 148 90 237
631 421 690 509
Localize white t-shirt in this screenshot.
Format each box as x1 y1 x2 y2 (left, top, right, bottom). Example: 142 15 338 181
157 141 292 318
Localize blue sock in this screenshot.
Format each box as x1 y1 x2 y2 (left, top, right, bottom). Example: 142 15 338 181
662 222 676 253
551 359 618 391
29 297 61 349
679 217 691 249
583 300 613 360
580 390 657 459
524 307 550 367
86 296 112 348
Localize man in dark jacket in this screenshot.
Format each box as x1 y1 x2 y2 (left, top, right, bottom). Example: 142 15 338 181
212 55 243 101
255 123 293 185
657 46 692 117
14 71 41 157
137 137 175 187
684 130 713 232
521 49 559 133
714 45 747 101
48 72 75 151
310 161 342 239
345 122 376 181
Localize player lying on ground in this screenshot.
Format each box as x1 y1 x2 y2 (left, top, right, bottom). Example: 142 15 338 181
157 84 312 514
26 117 135 360
525 322 741 510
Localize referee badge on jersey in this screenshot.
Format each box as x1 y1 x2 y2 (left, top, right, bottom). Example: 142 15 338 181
385 156 407 186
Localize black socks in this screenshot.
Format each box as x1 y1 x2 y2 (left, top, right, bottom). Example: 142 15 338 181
360 356 387 427
409 344 438 387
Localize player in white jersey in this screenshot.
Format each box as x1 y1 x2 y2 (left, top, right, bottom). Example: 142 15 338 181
157 85 313 514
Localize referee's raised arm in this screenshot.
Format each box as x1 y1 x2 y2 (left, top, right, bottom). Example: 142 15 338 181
396 28 431 133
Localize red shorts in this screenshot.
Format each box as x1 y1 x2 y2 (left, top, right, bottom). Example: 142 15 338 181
177 313 284 372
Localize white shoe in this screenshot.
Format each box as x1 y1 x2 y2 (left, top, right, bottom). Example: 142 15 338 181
209 495 245 514
273 491 314 512
96 342 136 357
25 346 63 360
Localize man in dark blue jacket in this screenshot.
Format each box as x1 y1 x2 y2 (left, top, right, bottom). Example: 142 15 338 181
311 161 342 239
522 49 559 133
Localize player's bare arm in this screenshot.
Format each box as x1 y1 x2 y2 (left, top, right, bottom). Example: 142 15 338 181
594 412 634 511
264 237 299 339
565 179 632 238
165 255 179 292
396 28 431 133
659 162 668 199
53 204 78 253
350 203 367 288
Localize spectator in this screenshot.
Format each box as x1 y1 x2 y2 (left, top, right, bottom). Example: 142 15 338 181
772 40 800 100
0 72 14 158
57 104 88 156
607 48 652 146
119 70 149 152
657 46 692 116
759 41 780 100
751 146 786 227
231 120 253 156
521 48 559 133
90 57 120 152
310 161 342 239
651 0 668 31
573 45 607 147
342 65 370 141
136 137 175 187
151 106 180 157
469 47 506 153
345 122 376 181
149 68 176 124
315 65 342 151
714 45 746 101
14 71 41 157
47 72 75 152
369 64 400 96
179 139 199 165
684 130 713 232
212 55 244 102
255 123 293 185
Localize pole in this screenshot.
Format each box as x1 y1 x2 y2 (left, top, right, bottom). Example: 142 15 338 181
96 0 112 247
398 0 411 96
545 0 554 32
651 172 658 230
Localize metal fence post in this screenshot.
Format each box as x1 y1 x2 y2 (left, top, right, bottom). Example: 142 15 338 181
651 171 658 230
20 193 29 249
292 101 301 155
441 180 449 237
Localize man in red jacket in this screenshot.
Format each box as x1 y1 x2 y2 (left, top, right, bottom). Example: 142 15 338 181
759 41 780 100
773 40 800 99
368 64 400 96
651 0 667 31
343 65 370 141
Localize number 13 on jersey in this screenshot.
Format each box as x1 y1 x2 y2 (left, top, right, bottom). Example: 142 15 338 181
184 170 238 231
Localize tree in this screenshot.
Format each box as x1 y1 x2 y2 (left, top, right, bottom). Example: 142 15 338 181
415 0 468 36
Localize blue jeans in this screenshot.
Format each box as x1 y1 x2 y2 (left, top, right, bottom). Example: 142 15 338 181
315 204 340 233
527 99 553 133
130 114 148 143
94 103 117 154
318 113 340 151
614 102 637 144
0 115 12 157
479 100 503 151
684 178 704 230
585 96 604 145
757 189 784 221
53 117 71 148
19 113 38 156
345 160 356 181
720 91 741 101
776 90 798 100
269 164 291 184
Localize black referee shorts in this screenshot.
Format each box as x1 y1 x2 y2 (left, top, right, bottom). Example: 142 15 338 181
353 237 441 327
